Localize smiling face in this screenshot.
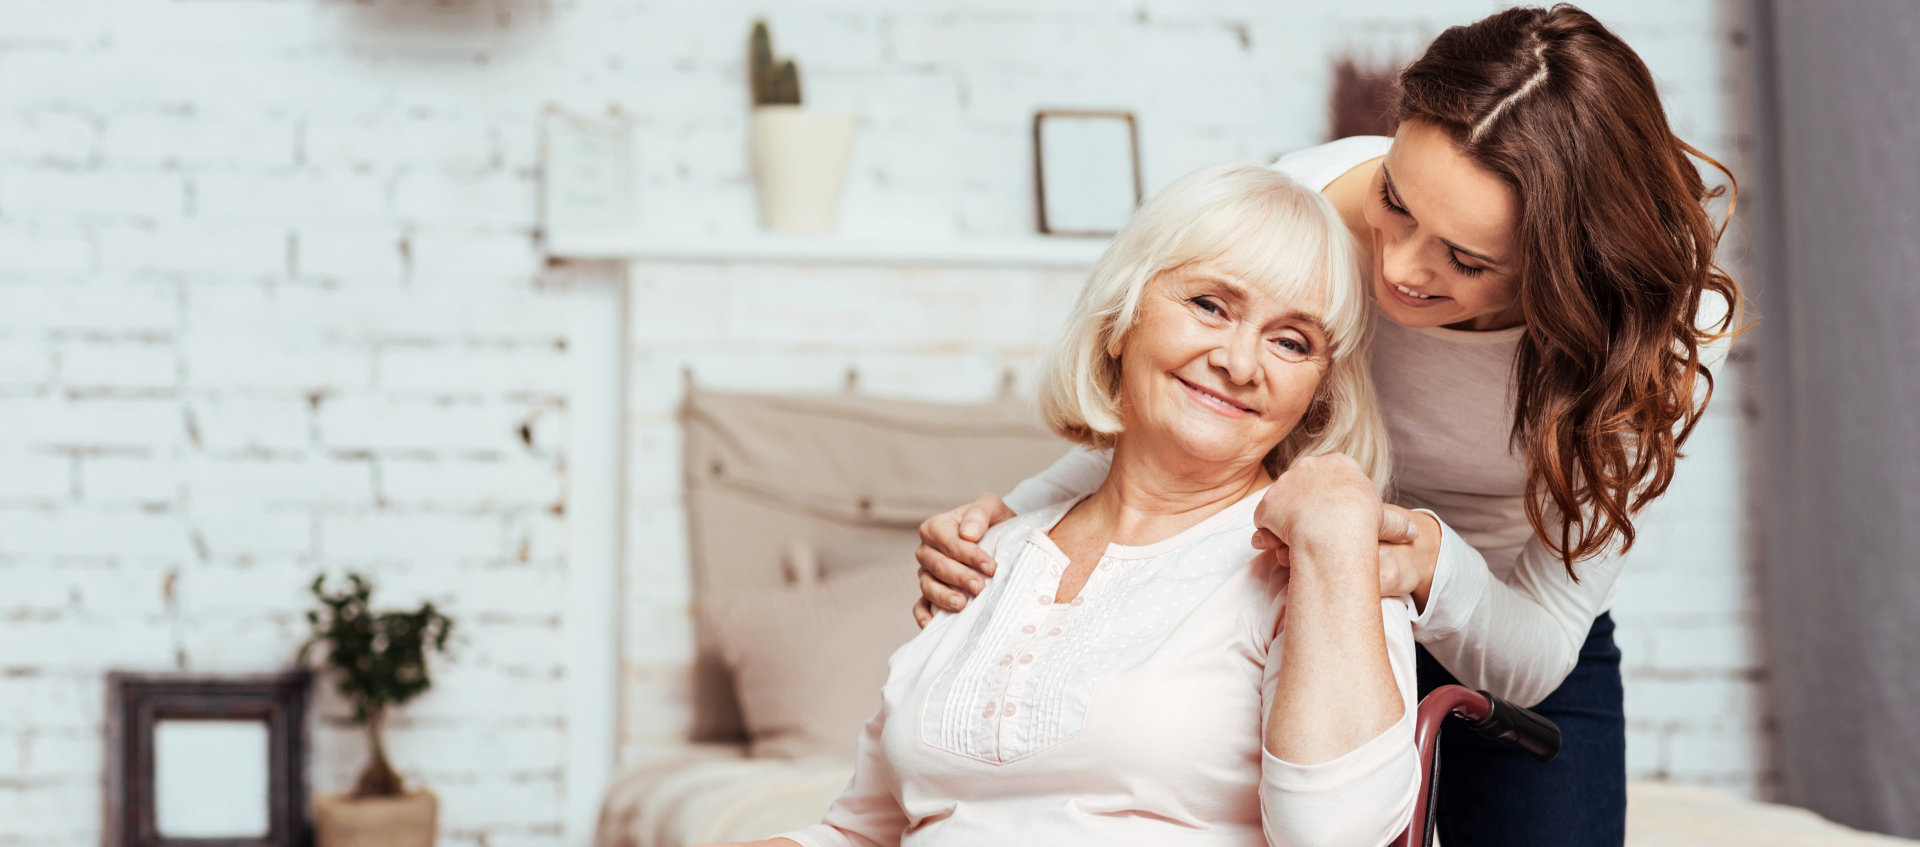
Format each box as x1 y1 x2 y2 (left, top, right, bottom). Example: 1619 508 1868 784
1112 261 1332 476
1362 119 1525 331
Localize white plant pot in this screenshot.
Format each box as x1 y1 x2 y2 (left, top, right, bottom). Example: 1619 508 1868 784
750 105 858 234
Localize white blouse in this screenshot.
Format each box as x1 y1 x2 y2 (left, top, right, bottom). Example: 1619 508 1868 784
779 492 1419 847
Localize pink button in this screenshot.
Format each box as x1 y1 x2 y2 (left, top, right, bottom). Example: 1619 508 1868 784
1098 561 1112 571
1018 654 1034 664
1070 597 1085 607
983 704 997 719
1036 594 1050 605
1048 627 1062 636
999 654 1014 667
1002 703 1017 717
1021 624 1037 634
1048 563 1063 576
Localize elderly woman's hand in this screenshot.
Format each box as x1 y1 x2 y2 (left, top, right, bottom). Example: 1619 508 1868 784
1250 454 1441 606
1254 453 1389 553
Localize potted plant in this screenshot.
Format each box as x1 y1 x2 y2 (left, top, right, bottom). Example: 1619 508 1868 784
298 574 454 847
747 19 859 234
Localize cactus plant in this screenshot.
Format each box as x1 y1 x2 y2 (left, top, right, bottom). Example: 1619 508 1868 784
749 20 803 107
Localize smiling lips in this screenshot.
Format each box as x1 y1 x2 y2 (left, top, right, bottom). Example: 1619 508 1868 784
1176 376 1256 417
1386 279 1451 308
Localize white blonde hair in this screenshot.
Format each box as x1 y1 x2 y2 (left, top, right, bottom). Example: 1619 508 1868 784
1036 161 1391 490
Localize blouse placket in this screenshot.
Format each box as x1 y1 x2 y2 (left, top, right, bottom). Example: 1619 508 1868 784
984 535 1122 762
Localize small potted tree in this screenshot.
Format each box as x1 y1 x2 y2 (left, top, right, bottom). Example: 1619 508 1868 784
299 574 454 847
747 19 858 234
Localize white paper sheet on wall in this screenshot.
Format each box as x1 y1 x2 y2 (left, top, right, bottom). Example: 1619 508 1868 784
541 106 638 247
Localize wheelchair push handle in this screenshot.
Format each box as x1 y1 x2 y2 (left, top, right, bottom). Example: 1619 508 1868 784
1458 689 1561 763
1399 686 1563 847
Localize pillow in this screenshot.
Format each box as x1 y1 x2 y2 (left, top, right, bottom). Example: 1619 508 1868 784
814 535 919 580
710 556 923 759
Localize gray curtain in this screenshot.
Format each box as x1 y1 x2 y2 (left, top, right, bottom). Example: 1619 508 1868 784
1753 0 1920 836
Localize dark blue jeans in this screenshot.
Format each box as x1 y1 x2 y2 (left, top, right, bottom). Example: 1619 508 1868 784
1415 613 1626 847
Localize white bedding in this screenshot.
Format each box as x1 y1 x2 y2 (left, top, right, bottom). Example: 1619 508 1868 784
1625 782 1918 847
595 747 852 847
596 750 1919 847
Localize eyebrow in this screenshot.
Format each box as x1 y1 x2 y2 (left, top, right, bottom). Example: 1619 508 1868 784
1382 165 1505 268
1197 274 1331 334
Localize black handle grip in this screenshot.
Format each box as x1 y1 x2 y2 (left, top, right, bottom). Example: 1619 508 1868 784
1462 692 1561 762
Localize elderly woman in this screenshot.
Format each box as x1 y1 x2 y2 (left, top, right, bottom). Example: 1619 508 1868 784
714 162 1421 847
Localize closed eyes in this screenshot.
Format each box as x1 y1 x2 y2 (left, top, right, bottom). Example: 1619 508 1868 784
1378 182 1488 278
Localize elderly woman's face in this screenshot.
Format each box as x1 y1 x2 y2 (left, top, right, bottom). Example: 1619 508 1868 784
1114 261 1331 472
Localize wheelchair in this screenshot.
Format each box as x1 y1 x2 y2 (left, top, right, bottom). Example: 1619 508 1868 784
1394 685 1563 847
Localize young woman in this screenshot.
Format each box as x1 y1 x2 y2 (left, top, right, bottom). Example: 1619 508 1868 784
910 6 1739 845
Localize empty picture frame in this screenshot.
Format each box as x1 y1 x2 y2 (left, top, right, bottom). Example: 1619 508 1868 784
106 672 312 847
1033 110 1143 237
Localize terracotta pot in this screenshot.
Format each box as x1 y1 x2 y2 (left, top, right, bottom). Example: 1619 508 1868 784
749 105 859 234
313 790 437 847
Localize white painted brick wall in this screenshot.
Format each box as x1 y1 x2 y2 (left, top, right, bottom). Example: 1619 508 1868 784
0 0 580 840
0 1 1764 845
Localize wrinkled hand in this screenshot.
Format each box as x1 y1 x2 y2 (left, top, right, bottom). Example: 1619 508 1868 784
1248 453 1403 581
1255 454 1393 551
912 493 1016 628
1249 454 1439 603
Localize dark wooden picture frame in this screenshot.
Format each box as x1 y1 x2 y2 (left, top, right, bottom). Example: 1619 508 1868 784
106 672 312 847
1032 109 1144 237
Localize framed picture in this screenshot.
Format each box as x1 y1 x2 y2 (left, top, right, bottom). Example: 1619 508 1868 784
106 672 312 847
1032 109 1143 237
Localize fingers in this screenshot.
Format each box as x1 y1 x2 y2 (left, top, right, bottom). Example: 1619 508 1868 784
1379 504 1421 544
916 541 989 595
1250 543 1292 571
1375 538 1422 597
921 509 998 578
1250 527 1280 550
919 569 970 615
1377 551 1405 596
1252 547 1279 571
957 506 990 545
957 493 1016 543
914 494 1014 625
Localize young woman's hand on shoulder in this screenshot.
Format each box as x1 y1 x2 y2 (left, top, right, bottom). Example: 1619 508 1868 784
911 492 1016 628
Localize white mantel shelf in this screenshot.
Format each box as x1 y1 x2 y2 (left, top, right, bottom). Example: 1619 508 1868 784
544 232 1111 269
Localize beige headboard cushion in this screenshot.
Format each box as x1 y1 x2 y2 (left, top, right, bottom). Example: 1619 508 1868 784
680 387 1072 742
